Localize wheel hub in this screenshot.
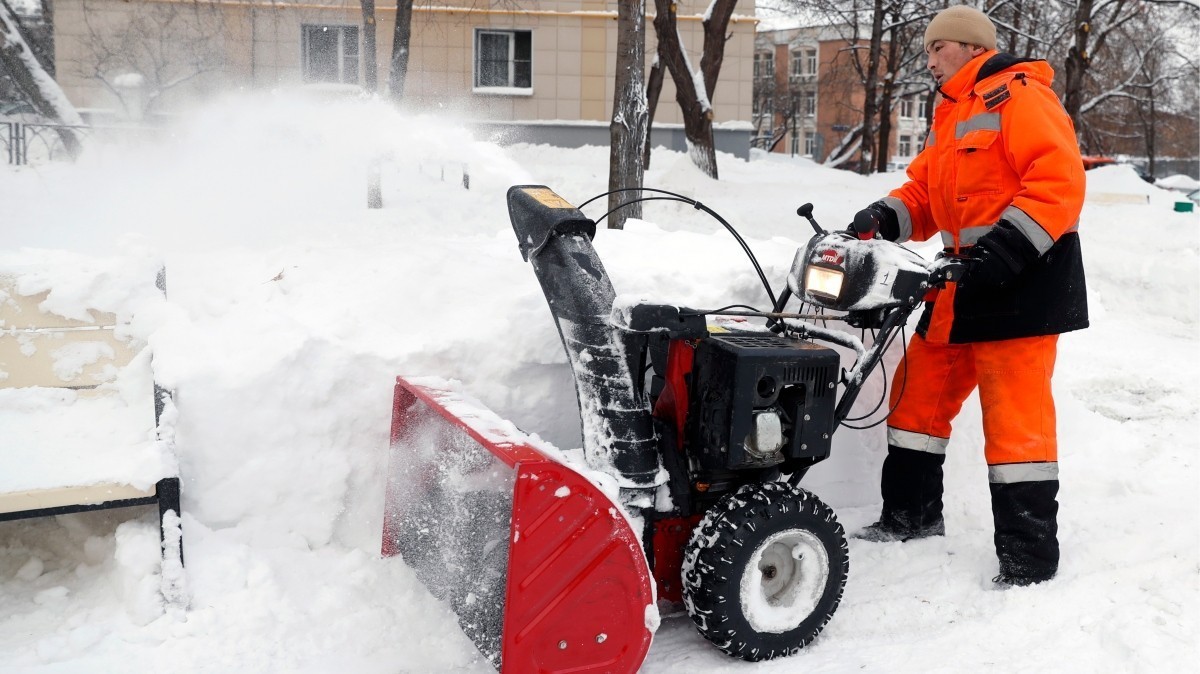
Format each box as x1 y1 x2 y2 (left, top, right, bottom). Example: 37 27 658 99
741 528 830 634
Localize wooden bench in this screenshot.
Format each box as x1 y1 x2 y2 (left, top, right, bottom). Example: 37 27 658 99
0 267 183 572
1088 191 1150 205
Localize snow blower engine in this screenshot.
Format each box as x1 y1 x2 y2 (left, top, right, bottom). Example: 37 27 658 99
382 185 965 672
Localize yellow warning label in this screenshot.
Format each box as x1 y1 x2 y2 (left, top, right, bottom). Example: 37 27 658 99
522 187 577 210
708 325 730 333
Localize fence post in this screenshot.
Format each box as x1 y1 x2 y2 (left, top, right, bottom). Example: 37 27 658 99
14 123 25 166
367 157 382 209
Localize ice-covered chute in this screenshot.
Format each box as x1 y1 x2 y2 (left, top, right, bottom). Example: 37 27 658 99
507 185 666 504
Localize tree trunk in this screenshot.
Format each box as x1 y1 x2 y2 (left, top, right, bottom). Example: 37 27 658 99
1144 93 1157 176
608 0 648 229
362 1 381 208
1063 0 1093 135
859 0 885 175
0 0 82 157
651 0 737 179
389 0 413 101
361 0 378 93
643 54 664 169
875 23 900 174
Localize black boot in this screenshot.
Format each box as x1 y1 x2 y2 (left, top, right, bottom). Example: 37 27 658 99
856 445 946 542
990 478 1059 585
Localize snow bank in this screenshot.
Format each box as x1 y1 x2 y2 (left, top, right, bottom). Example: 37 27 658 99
1 93 1197 673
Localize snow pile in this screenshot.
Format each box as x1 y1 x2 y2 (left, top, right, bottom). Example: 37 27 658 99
0 94 1197 673
1157 173 1200 192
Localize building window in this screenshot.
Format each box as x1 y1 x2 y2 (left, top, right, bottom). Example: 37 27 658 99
475 29 532 90
754 94 773 118
899 96 915 119
801 91 816 117
754 52 774 80
899 134 913 157
302 24 359 84
917 96 928 120
804 133 816 157
790 48 817 80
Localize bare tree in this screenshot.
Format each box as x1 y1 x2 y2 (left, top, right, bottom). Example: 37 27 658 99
775 0 1198 167
0 0 82 155
650 0 739 179
74 0 224 120
608 0 649 229
1062 0 1139 130
791 0 933 173
643 45 665 168
1074 2 1199 168
361 0 378 93
389 0 414 101
363 1 383 208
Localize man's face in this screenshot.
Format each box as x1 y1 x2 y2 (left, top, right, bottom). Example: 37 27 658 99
926 40 985 85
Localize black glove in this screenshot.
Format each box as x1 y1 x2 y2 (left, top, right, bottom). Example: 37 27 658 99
850 201 899 241
965 220 1040 288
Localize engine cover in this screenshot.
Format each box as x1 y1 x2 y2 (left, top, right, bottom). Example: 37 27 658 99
688 332 840 470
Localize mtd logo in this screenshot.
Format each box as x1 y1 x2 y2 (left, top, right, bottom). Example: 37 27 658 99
819 249 845 266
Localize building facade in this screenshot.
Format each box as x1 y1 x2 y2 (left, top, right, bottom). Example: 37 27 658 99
52 0 756 136
754 20 929 169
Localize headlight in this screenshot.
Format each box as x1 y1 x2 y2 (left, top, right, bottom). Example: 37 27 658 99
805 264 844 302
745 411 785 459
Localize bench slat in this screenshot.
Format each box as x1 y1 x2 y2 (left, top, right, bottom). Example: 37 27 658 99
0 282 119 330
0 328 139 389
0 483 156 516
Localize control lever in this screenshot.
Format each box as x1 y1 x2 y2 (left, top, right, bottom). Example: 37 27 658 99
796 203 823 235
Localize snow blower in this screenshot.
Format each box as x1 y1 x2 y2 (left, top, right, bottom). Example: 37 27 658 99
382 185 966 671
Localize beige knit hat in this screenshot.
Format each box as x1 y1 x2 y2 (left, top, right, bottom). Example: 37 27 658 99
924 5 997 50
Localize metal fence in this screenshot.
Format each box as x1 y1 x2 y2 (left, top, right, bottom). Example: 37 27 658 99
2 121 158 166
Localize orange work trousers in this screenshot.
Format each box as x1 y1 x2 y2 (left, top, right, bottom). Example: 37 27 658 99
887 333 1059 466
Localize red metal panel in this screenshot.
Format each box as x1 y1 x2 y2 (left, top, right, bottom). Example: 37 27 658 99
385 377 654 673
503 460 654 673
649 515 702 604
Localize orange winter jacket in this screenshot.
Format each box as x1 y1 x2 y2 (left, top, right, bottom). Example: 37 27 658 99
882 52 1088 344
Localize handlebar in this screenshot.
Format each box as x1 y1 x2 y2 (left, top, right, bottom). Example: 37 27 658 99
928 254 972 286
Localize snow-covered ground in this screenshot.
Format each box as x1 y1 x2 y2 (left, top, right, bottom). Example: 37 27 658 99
1 94 1197 673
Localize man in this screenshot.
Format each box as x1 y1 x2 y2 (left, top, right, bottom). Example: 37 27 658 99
849 5 1087 587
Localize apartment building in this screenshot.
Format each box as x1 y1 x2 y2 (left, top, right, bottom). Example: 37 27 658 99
754 18 929 169
50 0 756 153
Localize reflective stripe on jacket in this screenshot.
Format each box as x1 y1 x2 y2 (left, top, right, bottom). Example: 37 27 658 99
886 52 1088 344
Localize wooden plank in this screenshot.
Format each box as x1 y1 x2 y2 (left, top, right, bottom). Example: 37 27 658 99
0 483 156 516
1088 192 1150 205
0 277 119 330
0 328 140 389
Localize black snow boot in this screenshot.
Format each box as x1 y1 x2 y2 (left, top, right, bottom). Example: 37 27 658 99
855 445 946 542
991 479 1060 584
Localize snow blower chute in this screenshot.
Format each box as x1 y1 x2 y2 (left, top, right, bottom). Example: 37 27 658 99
384 185 967 670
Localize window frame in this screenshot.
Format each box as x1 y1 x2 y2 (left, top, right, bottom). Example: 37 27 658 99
801 91 816 118
789 47 817 82
754 51 775 81
301 24 360 85
473 28 534 95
